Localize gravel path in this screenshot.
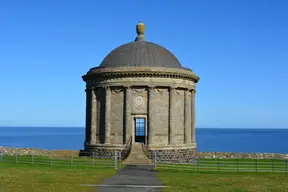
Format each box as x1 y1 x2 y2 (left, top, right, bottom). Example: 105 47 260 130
94 165 164 192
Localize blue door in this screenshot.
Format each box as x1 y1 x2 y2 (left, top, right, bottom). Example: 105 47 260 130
134 118 146 143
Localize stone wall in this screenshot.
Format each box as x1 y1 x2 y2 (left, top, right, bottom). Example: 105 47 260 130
81 147 118 159
197 152 288 159
150 87 169 145
174 89 185 144
1 147 288 160
110 87 124 144
96 88 106 144
152 148 197 164
86 84 196 147
84 74 197 150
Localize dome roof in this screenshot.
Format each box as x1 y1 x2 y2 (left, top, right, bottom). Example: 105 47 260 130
99 21 183 69
99 41 182 69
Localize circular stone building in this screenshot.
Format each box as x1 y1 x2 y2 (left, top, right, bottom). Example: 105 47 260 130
82 21 200 161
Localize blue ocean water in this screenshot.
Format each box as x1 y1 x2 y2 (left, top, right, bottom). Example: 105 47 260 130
0 127 287 153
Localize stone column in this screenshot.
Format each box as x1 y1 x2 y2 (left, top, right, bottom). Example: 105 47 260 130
184 89 191 144
191 89 196 143
148 86 154 145
90 88 97 144
125 86 131 143
169 86 176 144
85 88 91 145
104 86 111 144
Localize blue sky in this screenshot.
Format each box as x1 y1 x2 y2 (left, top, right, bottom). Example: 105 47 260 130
0 0 287 128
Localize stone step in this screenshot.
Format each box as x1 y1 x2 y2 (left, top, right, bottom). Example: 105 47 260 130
122 143 152 165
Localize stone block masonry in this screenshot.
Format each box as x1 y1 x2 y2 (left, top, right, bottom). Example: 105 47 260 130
1 147 288 160
152 148 197 164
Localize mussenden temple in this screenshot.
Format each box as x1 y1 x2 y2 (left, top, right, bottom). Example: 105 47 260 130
80 21 200 164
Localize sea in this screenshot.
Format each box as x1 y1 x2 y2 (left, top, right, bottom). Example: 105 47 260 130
0 127 287 153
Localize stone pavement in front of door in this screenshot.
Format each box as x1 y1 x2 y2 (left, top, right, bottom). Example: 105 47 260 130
87 165 165 192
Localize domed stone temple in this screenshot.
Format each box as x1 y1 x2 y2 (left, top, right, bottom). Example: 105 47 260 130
81 21 200 162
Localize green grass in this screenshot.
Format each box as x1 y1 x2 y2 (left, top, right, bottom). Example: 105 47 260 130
1 156 288 192
0 163 115 192
158 169 288 192
157 158 288 173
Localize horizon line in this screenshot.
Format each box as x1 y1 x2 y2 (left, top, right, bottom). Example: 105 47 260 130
0 126 287 129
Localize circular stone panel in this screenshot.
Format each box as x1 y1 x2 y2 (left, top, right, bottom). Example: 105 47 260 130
133 96 144 109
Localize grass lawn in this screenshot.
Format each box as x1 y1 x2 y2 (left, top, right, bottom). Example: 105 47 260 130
158 169 288 192
0 163 115 192
157 158 288 172
1 155 115 168
1 156 288 192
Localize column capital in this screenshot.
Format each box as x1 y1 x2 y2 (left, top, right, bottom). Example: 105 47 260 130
86 87 98 93
85 87 93 92
123 86 131 94
103 86 111 91
147 85 156 93
184 88 190 92
123 85 131 88
170 85 177 90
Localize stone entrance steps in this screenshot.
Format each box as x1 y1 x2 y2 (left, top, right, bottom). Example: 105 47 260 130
122 143 152 165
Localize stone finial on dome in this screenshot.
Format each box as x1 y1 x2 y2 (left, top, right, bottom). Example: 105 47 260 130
135 20 146 42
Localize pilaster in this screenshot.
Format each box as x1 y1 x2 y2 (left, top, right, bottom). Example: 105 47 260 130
105 86 111 144
148 85 155 145
90 88 97 144
184 89 191 144
169 86 176 144
124 86 131 143
191 89 196 143
85 88 91 145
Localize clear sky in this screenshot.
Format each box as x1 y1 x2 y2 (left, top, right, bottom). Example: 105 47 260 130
0 0 287 128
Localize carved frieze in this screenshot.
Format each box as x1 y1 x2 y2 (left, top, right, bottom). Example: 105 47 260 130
131 87 146 93
111 87 124 94
174 88 184 95
152 88 168 94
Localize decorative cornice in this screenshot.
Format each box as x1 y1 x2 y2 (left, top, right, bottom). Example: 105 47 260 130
82 67 200 83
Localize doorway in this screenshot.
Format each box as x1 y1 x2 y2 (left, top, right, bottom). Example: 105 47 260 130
134 117 146 143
